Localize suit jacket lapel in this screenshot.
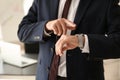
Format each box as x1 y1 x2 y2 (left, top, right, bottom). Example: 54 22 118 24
50 0 60 19
74 0 92 25
49 0 92 34
50 0 92 22
71 0 92 35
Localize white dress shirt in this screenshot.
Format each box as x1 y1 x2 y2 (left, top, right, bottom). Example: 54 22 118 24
57 0 89 77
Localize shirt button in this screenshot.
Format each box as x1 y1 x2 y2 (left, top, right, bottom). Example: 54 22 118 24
67 54 71 57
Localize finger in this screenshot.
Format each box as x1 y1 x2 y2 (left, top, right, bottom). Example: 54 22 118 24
55 37 61 55
58 38 67 56
60 19 67 35
56 40 63 56
62 44 73 51
62 46 69 52
55 40 61 55
53 25 58 35
55 37 65 56
56 21 63 36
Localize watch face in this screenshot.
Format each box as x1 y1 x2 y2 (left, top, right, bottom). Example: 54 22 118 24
76 34 84 49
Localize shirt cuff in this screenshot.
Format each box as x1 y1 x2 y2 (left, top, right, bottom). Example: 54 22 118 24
81 34 90 53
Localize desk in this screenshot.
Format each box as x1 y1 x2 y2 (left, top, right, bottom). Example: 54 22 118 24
0 54 38 75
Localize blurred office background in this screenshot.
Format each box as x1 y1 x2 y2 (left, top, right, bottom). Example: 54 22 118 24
0 0 120 80
0 0 36 80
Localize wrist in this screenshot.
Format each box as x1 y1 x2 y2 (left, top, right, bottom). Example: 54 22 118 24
45 23 52 33
44 22 53 36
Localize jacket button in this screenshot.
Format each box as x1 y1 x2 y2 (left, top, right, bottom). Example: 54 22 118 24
34 36 40 40
47 67 50 72
50 48 54 53
39 59 41 64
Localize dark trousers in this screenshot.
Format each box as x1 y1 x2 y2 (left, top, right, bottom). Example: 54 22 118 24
57 76 67 80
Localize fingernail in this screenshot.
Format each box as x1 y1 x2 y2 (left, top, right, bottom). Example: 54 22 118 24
54 32 56 35
74 24 76 26
58 34 60 36
59 54 62 56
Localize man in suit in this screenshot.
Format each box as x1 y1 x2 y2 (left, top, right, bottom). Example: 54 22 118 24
18 0 120 80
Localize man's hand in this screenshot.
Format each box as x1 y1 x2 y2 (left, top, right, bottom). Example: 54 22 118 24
45 18 76 36
55 35 79 56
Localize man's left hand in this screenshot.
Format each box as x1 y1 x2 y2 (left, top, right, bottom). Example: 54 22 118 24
55 35 79 56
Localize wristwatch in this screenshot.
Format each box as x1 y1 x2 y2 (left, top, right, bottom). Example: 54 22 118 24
75 34 84 49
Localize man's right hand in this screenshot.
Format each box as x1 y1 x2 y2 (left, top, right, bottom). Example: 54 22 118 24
45 18 76 36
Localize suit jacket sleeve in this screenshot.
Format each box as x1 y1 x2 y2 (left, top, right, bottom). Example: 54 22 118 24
87 0 120 59
18 0 49 43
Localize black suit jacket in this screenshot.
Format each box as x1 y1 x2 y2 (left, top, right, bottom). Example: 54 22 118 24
18 0 120 80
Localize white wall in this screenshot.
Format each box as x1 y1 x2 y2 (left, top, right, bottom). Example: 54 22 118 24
0 25 3 40
0 0 24 42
